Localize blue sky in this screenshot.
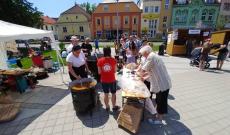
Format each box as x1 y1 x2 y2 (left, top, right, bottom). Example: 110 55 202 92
28 0 138 18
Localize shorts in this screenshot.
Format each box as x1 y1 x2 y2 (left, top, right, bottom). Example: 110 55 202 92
155 89 169 114
101 82 116 94
217 53 227 61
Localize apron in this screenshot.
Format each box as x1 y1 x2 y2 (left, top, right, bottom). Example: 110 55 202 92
69 65 88 81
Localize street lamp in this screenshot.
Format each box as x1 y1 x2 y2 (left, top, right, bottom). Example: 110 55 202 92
116 0 119 43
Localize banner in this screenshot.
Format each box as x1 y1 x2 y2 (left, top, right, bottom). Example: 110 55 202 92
189 29 201 34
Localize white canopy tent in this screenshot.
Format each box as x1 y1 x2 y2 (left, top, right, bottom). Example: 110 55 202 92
0 20 65 82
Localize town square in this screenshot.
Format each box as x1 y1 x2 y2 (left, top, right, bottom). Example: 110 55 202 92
0 0 230 135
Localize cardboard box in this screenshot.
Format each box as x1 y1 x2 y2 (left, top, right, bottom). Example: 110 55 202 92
117 103 143 134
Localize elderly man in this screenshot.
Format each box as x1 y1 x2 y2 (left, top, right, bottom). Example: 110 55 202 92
139 45 172 124
67 36 80 53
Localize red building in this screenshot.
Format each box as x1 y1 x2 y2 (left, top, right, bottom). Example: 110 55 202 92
92 0 141 39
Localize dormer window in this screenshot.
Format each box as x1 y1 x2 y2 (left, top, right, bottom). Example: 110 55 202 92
104 5 108 12
125 4 130 11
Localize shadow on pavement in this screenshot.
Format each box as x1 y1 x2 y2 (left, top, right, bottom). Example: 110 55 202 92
136 104 192 135
0 85 69 135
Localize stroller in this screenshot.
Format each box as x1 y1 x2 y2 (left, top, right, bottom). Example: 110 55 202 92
189 47 212 69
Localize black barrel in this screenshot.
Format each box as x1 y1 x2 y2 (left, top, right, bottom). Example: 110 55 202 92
70 82 97 115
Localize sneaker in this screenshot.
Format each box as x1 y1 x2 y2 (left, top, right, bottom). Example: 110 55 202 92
112 106 120 112
148 119 163 125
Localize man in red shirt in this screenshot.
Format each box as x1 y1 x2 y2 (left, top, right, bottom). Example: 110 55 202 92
97 47 119 112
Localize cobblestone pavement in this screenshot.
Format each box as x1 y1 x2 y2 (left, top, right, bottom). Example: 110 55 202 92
0 54 230 135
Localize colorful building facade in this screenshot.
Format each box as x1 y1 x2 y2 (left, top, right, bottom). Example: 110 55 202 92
56 4 91 41
217 0 230 29
92 0 141 39
171 0 220 30
139 0 162 39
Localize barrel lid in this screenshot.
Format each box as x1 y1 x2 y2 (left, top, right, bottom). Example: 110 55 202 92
71 81 97 91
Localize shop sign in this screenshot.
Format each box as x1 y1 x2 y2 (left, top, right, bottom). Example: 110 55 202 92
203 32 209 36
143 14 160 19
189 29 201 34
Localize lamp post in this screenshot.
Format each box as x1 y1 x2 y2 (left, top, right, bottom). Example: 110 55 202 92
116 0 119 43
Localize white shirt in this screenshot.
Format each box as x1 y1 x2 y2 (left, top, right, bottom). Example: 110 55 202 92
66 52 86 67
142 52 172 93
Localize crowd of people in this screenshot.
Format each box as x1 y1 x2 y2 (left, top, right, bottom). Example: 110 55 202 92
65 34 229 125
65 35 172 125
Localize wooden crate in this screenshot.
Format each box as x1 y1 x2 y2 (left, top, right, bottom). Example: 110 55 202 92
117 103 143 134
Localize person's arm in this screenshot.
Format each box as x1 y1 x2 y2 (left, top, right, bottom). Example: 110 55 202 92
98 67 101 74
67 62 81 80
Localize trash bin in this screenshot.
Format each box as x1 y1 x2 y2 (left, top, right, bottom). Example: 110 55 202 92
70 81 97 114
158 44 165 56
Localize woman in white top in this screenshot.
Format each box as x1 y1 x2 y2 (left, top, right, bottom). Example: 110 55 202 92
66 45 89 81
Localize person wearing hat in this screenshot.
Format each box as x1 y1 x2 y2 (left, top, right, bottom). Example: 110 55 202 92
67 36 80 54
66 45 89 81
81 37 92 57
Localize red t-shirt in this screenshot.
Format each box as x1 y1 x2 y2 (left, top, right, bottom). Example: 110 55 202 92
97 57 117 83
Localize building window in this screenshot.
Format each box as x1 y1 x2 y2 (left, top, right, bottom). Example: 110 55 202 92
201 10 208 21
191 9 199 23
63 27 67 32
208 12 213 21
66 17 68 20
125 4 130 11
51 26 53 31
163 16 167 22
114 16 120 25
177 0 187 4
155 6 159 13
144 19 147 22
133 18 137 25
182 10 188 22
165 0 170 9
105 18 109 25
103 5 108 12
144 6 148 13
204 0 215 4
97 19 100 25
41 26 43 30
150 6 154 13
45 25 48 30
163 23 167 28
175 10 181 22
124 16 129 25
223 3 230 11
79 26 84 32
76 16 78 19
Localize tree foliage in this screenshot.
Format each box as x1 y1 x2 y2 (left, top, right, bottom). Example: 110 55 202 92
0 0 43 28
80 2 97 15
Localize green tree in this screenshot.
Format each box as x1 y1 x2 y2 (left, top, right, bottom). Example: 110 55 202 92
80 2 97 15
0 0 43 28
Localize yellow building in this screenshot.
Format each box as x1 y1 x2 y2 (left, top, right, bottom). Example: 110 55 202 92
159 0 173 40
138 0 161 39
56 4 91 41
